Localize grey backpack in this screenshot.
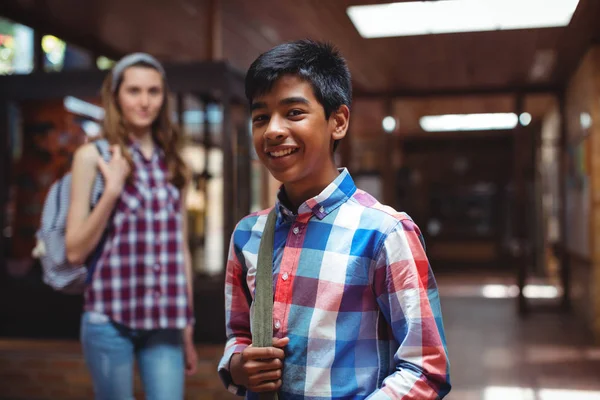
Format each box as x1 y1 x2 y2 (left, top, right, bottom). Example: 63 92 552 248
36 139 111 294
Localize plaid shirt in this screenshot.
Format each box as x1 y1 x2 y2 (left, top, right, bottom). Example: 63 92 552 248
84 141 193 330
219 169 451 399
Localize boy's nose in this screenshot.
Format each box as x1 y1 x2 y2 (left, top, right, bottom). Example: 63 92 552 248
264 117 288 141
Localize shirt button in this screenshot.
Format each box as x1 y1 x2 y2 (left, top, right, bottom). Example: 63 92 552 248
282 272 289 281
319 206 325 213
274 320 281 330
293 227 300 235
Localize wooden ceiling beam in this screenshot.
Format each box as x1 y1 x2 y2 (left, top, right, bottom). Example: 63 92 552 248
353 84 560 99
551 0 600 84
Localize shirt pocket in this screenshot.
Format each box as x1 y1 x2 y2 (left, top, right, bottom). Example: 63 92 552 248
155 183 180 218
115 184 145 220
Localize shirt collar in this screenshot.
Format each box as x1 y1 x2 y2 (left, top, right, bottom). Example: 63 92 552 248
128 138 161 164
276 168 357 221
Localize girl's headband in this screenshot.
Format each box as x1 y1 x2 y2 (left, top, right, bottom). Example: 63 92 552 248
111 53 166 92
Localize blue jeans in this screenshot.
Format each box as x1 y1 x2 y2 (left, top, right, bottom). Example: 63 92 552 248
81 311 185 400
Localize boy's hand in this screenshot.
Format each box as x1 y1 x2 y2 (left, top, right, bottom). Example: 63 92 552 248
230 337 289 392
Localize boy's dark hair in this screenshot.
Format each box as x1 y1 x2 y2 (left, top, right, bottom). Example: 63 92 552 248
245 39 352 152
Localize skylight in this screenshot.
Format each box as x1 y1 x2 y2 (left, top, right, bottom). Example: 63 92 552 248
347 0 581 39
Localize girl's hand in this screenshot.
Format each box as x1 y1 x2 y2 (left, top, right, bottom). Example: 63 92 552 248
183 325 198 376
97 145 130 198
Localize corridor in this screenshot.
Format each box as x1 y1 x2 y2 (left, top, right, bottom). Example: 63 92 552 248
1 1 600 399
438 272 600 399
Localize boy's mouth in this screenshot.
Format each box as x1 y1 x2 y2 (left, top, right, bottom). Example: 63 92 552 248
268 148 299 158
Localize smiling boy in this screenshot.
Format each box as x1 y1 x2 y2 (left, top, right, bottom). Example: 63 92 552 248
218 39 451 400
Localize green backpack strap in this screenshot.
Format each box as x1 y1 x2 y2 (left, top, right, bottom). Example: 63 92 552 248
252 208 279 400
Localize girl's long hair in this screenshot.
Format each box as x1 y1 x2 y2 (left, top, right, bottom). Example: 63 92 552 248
100 62 189 189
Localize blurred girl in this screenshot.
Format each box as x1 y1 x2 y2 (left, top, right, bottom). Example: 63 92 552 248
66 53 197 399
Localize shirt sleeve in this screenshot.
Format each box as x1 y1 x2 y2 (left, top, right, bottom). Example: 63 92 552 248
218 232 252 396
368 218 451 399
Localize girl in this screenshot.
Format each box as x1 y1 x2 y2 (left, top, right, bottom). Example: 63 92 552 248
66 53 197 399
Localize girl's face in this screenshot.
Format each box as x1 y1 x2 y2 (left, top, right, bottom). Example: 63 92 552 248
117 66 164 133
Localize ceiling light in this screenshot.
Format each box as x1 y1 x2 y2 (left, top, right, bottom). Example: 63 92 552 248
420 113 518 132
519 112 532 126
580 112 592 130
382 116 397 132
523 284 559 299
347 0 580 39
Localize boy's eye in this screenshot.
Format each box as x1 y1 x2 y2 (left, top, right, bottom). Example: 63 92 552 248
252 115 268 123
288 109 304 117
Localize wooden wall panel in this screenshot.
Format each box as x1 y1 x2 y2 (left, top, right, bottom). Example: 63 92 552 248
8 100 89 261
563 46 600 341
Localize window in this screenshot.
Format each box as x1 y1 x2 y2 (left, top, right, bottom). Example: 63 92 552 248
0 17 34 75
42 35 93 72
41 35 66 71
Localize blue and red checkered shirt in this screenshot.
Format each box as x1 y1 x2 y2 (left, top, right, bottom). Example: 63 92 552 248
219 168 451 399
84 141 193 330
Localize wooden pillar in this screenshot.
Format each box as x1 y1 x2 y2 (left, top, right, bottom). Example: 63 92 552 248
558 91 571 311
206 0 226 271
381 99 396 205
0 101 10 286
222 96 235 274
513 93 529 315
176 94 185 135
207 0 223 61
381 134 395 206
235 106 251 221
200 97 213 250
33 30 44 72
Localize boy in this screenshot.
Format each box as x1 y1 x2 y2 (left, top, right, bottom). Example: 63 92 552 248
219 39 451 399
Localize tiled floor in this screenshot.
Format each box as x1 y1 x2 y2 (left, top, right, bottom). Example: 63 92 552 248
1 273 599 399
437 273 600 400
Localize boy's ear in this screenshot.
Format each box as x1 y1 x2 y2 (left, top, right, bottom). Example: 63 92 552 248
330 105 350 141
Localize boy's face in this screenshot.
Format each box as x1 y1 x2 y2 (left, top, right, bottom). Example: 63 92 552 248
251 75 348 187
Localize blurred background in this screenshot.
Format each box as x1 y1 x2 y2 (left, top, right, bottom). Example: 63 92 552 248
0 0 600 399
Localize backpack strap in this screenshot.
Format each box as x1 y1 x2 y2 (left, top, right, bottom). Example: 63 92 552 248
252 208 278 400
94 139 111 162
51 177 68 230
85 139 112 284
90 139 111 207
